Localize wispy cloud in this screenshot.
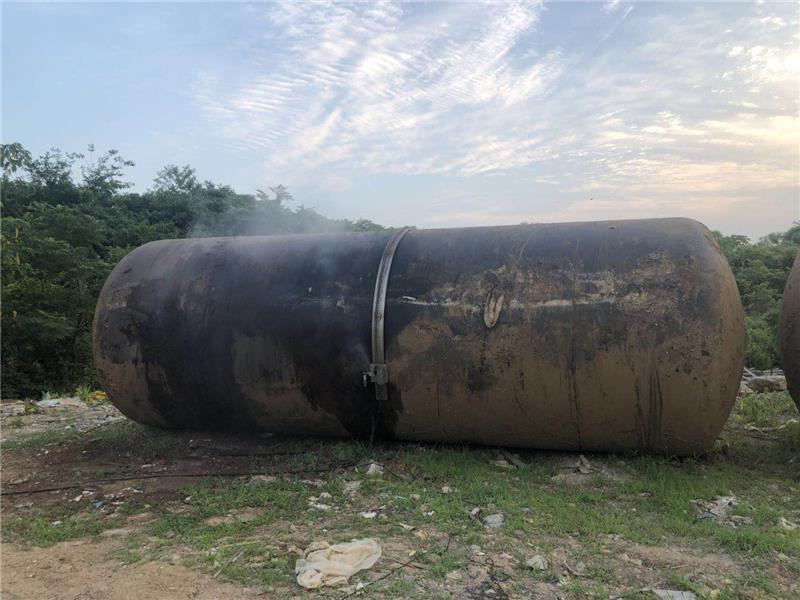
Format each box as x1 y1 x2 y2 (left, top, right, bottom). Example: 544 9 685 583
193 0 798 233
194 0 559 176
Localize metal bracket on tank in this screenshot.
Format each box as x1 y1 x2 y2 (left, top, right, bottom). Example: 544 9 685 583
363 226 413 402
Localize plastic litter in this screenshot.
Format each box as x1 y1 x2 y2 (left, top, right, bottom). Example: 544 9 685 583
295 538 381 589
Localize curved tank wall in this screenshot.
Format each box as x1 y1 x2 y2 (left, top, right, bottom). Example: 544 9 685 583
92 217 745 454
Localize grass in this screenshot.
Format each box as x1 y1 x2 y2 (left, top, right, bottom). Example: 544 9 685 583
2 505 127 546
1 391 798 598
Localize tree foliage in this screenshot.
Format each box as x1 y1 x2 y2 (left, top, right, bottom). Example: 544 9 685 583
714 226 799 370
2 143 796 398
1 144 384 398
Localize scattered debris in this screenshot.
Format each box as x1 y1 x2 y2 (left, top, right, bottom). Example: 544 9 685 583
470 545 486 556
295 538 381 589
742 375 786 393
247 475 276 486
645 589 697 600
343 480 361 495
568 560 586 576
365 462 384 478
37 399 63 408
575 454 594 474
301 479 325 489
695 495 736 521
525 555 548 571
501 450 528 469
729 515 753 527
620 553 643 566
483 513 505 529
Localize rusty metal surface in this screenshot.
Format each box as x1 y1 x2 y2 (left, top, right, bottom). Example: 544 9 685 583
779 251 800 409
93 218 745 454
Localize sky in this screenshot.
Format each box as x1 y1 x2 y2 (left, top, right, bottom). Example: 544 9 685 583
3 1 799 239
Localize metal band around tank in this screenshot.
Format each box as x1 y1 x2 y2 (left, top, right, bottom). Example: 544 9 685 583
364 226 413 402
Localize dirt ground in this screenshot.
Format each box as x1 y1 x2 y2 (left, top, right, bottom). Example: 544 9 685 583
1 394 798 599
2 538 262 600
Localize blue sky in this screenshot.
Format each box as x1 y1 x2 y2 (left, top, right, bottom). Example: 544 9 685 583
3 1 798 238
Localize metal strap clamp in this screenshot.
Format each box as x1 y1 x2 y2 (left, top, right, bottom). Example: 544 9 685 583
363 226 413 401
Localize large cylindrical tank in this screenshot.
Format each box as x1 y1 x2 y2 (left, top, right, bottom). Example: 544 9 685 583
780 251 800 408
93 217 745 454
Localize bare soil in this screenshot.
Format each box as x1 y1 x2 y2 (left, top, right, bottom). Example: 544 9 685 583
1 396 798 599
1 538 262 600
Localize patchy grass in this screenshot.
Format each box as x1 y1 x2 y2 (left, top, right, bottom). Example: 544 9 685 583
2 505 127 546
1 392 798 598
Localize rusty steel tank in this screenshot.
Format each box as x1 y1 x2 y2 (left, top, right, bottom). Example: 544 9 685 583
779 251 800 408
93 217 745 455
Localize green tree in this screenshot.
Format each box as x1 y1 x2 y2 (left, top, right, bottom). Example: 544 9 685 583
1 143 384 398
714 225 799 369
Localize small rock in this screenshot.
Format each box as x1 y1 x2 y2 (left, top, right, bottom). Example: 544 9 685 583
779 516 798 530
620 553 643 566
360 511 378 519
14 502 33 509
484 513 505 529
729 515 753 527
343 480 361 494
470 545 486 556
318 492 333 500
695 495 736 520
468 507 482 520
247 475 276 486
398 522 415 531
490 459 512 469
503 451 528 469
647 590 697 600
37 399 61 408
308 502 331 511
575 455 594 474
441 485 452 494
365 462 384 477
745 376 786 393
525 555 548 571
